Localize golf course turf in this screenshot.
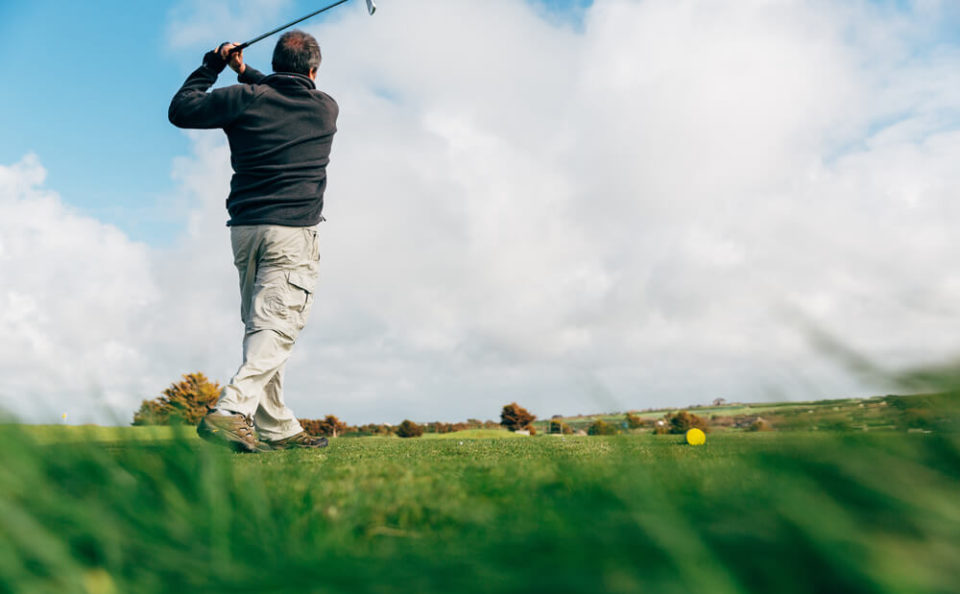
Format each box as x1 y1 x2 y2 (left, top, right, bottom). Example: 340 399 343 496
2 424 958 593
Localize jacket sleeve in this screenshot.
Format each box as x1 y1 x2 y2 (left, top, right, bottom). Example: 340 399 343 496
168 65 257 129
238 66 267 84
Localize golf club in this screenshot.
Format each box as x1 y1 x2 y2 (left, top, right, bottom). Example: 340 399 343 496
229 0 375 55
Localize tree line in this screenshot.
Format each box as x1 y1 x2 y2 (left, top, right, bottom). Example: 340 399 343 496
130 372 732 439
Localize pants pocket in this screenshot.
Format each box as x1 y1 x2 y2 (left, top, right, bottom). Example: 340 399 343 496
286 270 315 314
306 228 320 262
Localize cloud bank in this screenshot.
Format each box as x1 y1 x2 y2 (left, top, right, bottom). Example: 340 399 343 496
3 0 960 424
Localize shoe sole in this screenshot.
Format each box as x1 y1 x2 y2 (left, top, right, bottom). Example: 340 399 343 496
197 419 258 453
267 438 329 450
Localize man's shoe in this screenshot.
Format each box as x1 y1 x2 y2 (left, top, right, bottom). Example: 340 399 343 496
197 411 261 453
266 431 329 450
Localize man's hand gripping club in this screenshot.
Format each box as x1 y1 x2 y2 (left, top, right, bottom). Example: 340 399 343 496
219 43 246 75
201 42 246 75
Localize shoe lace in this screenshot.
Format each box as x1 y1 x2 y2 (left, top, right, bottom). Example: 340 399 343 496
235 414 256 440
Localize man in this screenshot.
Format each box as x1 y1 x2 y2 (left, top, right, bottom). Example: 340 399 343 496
168 30 337 452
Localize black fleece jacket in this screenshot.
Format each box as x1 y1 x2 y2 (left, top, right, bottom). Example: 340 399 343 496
169 61 338 227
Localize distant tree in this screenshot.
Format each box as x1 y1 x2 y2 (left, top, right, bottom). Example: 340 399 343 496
625 412 645 429
656 411 709 435
300 415 348 437
713 397 727 407
549 419 574 434
426 421 454 434
133 399 168 426
588 419 618 435
397 419 424 438
357 423 395 436
300 419 320 435
132 372 220 426
500 403 536 432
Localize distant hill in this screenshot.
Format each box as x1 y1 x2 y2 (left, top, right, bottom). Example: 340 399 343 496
534 393 958 434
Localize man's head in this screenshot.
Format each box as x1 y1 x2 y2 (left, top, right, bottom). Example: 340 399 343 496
272 30 321 80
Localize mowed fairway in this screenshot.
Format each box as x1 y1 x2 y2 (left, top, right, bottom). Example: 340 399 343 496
2 426 959 593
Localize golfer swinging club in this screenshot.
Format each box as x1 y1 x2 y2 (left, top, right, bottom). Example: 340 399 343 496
168 30 336 452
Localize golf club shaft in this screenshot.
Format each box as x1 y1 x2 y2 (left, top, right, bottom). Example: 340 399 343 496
229 0 351 54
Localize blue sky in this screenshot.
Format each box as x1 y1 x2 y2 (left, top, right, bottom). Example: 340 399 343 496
2 0 960 424
1 1 183 242
0 0 592 245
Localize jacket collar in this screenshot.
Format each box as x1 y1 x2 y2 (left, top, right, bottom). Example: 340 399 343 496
263 72 316 90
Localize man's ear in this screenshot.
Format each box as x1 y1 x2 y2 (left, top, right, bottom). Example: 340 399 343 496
309 67 317 81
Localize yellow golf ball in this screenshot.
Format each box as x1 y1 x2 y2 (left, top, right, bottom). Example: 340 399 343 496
686 428 706 446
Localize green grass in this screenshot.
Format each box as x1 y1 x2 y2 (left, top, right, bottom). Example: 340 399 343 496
420 428 527 440
20 425 190 444
2 423 959 593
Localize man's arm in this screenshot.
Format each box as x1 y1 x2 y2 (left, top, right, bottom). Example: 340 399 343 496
168 46 257 129
239 66 267 85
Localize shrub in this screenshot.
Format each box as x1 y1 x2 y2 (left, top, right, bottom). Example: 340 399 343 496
300 415 348 437
356 423 395 436
500 403 536 432
588 419 618 435
426 421 454 434
525 424 537 436
549 419 574 434
132 372 220 426
397 420 424 438
664 411 709 435
748 418 773 432
625 412 645 429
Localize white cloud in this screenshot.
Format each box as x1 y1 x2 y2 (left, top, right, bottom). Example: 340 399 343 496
3 0 960 424
166 0 294 50
0 155 159 422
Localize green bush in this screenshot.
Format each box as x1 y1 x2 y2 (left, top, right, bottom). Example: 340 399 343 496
587 419 618 435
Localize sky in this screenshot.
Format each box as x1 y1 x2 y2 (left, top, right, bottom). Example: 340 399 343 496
1 0 960 425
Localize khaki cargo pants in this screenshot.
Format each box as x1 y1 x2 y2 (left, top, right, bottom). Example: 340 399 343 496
216 224 320 441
